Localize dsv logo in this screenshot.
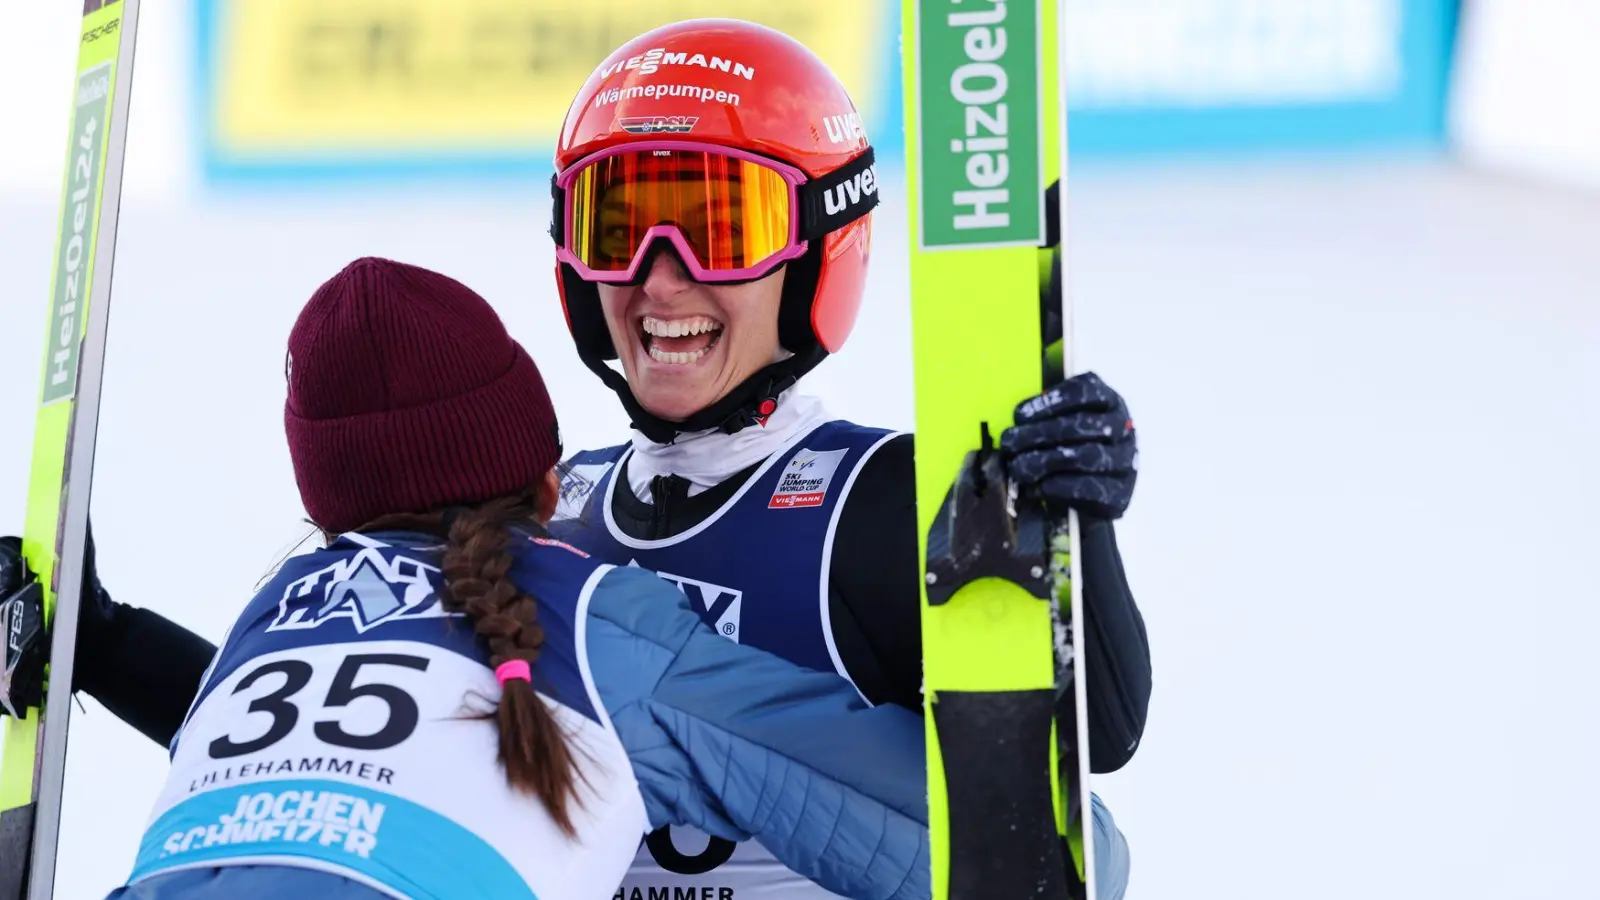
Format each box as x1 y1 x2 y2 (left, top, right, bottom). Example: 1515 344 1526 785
823 163 878 216
618 115 699 135
632 562 742 642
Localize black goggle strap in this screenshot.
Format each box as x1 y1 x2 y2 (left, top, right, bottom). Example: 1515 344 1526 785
795 147 879 242
549 173 566 246
550 147 879 250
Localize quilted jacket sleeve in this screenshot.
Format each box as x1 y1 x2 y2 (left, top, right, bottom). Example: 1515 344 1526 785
585 565 929 900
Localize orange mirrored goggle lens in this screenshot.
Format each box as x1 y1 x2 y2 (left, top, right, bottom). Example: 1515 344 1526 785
568 150 794 274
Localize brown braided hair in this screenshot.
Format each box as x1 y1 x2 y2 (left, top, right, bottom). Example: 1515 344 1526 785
352 474 584 836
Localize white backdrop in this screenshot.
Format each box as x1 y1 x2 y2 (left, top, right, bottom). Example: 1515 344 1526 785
4 3 1600 900
1451 0 1600 192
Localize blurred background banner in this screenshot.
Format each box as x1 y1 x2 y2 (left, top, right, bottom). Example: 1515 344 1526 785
1063 0 1459 158
195 0 1461 185
195 0 902 181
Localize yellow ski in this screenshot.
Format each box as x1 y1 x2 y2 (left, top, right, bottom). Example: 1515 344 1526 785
0 2 141 897
902 0 1092 896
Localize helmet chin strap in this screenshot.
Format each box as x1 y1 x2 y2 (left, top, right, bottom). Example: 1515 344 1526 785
566 233 832 446
579 344 825 445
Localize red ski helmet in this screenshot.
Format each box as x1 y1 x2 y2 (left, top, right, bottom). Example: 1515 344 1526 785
549 19 878 442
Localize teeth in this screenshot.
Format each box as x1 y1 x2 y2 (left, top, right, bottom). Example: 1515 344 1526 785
648 344 715 365
642 315 722 338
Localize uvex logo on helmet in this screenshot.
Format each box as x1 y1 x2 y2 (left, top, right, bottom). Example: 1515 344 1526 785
823 163 879 216
823 112 865 146
601 47 757 81
619 115 699 135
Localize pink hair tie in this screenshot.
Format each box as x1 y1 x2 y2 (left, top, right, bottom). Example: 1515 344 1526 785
495 659 532 686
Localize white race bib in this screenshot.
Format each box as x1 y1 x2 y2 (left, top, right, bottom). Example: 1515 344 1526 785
129 639 647 900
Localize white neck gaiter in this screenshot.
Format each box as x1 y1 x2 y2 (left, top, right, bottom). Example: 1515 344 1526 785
625 390 831 501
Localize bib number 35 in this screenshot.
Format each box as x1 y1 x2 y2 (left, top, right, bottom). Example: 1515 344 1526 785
209 653 430 759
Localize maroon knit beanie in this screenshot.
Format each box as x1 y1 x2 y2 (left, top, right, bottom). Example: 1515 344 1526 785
284 257 561 535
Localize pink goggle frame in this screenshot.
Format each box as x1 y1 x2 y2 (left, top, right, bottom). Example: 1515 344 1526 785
553 140 813 285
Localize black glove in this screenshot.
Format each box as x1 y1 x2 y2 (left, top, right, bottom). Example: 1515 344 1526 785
1001 371 1138 520
0 537 47 719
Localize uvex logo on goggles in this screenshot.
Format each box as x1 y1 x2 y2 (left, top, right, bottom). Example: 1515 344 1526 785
822 165 877 216
550 143 878 285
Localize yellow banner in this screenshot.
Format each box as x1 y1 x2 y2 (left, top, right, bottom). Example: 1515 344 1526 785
209 0 884 156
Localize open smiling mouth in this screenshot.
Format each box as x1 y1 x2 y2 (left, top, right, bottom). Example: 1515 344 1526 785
640 315 725 365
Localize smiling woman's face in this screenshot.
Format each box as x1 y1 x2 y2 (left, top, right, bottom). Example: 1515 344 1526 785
596 251 785 422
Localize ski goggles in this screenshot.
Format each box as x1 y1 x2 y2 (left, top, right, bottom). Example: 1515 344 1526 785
551 141 878 284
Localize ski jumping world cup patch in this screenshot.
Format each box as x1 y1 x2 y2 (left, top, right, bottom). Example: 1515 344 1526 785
768 448 849 509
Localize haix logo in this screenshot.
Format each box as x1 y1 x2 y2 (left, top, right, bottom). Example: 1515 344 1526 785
632 561 742 642
602 47 756 81
822 164 878 217
268 547 449 634
823 112 865 145
619 115 699 135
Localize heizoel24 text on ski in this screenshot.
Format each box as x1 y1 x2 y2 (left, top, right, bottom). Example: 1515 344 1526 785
0 2 141 898
902 0 1090 898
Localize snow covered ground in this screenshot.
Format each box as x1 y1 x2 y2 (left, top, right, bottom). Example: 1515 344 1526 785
4 152 1598 900
4 5 1600 900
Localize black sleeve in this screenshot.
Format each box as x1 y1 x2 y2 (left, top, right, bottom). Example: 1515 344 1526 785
828 434 1152 773
827 434 925 711
71 542 216 748
1067 515 1151 773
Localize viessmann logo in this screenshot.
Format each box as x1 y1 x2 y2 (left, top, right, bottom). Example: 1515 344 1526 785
619 115 699 135
601 47 756 81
